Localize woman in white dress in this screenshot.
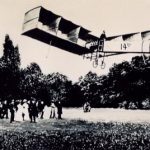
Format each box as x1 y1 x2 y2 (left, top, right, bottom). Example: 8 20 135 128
22 101 29 121
50 101 56 118
15 99 29 121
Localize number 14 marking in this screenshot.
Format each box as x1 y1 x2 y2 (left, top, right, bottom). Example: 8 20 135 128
121 43 127 50
121 43 131 50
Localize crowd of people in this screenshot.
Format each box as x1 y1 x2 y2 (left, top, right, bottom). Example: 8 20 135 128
0 99 63 123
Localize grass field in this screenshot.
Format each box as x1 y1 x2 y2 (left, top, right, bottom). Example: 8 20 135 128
1 108 150 149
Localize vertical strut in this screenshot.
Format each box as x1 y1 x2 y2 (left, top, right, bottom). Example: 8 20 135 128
46 41 52 59
141 40 146 64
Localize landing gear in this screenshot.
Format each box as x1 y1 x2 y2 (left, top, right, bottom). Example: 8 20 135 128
93 58 99 68
92 52 106 69
83 40 107 68
100 60 106 69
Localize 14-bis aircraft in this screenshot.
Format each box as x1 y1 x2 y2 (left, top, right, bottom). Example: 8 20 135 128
22 6 150 68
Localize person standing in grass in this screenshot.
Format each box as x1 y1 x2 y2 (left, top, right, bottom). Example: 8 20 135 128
56 101 62 119
37 100 45 119
0 102 3 119
3 100 9 119
28 100 32 122
21 99 28 121
30 99 38 123
9 100 15 123
28 99 38 123
50 101 56 118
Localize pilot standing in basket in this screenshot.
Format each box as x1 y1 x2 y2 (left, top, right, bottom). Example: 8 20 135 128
98 30 106 51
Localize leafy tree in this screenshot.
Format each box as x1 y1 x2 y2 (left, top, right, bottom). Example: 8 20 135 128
20 62 43 100
48 72 70 103
0 35 21 101
2 35 20 71
64 82 84 107
78 71 102 107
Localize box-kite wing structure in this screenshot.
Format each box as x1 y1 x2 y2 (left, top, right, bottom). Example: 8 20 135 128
22 6 96 55
22 6 150 68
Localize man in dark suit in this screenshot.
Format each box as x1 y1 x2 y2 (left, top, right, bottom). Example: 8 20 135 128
56 101 62 119
9 100 15 123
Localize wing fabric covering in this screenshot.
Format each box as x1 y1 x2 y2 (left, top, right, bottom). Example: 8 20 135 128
22 6 150 55
22 6 93 55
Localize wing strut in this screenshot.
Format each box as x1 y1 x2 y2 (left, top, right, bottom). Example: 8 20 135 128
46 41 52 59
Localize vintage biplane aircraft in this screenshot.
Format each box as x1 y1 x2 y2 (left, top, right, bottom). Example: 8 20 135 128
22 6 150 68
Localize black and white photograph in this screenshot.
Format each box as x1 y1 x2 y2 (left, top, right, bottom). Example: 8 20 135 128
0 0 150 149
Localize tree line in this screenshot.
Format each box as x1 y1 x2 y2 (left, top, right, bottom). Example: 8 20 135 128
79 56 150 109
0 35 150 109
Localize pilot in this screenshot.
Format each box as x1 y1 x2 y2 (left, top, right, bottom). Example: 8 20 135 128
98 30 106 51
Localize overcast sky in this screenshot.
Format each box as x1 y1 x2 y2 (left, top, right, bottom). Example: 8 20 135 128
0 0 150 81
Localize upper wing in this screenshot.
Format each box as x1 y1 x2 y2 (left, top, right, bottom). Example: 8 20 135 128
22 6 150 55
22 6 97 55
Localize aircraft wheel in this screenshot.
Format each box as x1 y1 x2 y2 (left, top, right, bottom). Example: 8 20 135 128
93 59 98 68
100 61 106 69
